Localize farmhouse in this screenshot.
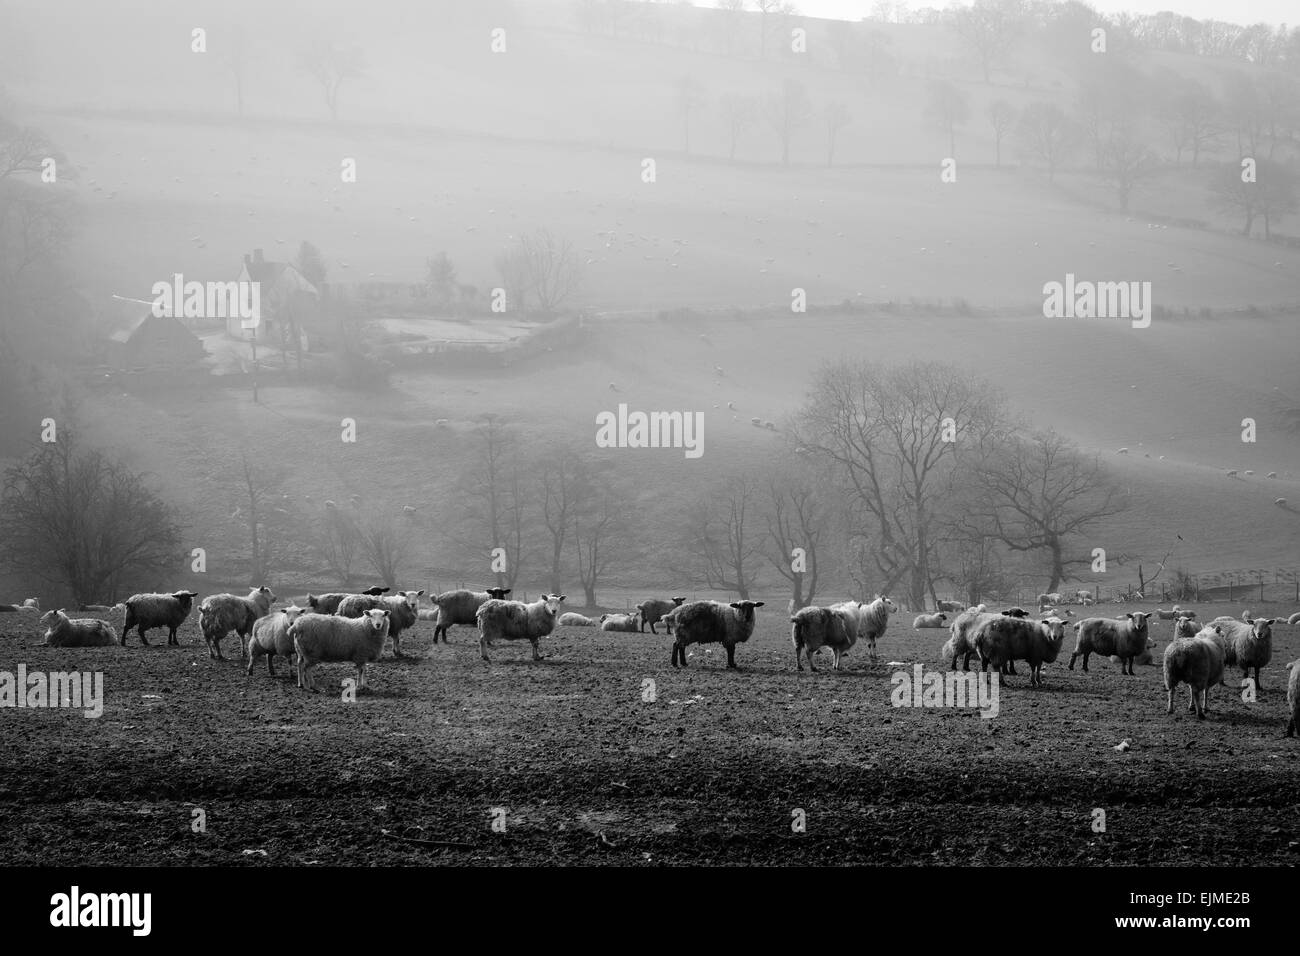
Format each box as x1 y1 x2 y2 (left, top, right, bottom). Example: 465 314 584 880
105 310 206 369
232 248 319 340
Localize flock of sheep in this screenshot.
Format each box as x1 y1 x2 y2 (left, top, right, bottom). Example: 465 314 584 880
6 583 1300 735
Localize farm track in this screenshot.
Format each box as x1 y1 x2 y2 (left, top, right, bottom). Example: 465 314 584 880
2 608 1299 866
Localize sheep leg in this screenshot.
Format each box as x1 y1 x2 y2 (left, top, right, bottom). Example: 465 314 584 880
725 644 738 669
962 651 973 672
391 634 404 658
357 663 367 689
479 637 491 662
139 629 150 646
794 644 804 672
530 638 542 661
1253 667 1262 692
1166 687 1174 714
649 622 658 635
832 648 843 671
267 653 276 677
168 626 178 646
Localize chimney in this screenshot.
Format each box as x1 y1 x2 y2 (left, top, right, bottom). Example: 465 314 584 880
243 253 251 269
253 248 264 265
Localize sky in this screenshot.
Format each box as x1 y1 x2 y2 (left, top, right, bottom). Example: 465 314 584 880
793 0 1291 27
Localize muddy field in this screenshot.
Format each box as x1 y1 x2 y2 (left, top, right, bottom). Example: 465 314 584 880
1 604 1298 866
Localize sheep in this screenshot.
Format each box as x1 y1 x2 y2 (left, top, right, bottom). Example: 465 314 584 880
1226 469 1238 477
476 594 566 662
600 611 641 632
557 612 596 627
1276 497 1288 507
429 587 511 643
945 609 1001 671
634 596 686 634
0 597 40 613
1001 607 1030 618
198 586 275 661
120 590 200 646
1037 592 1062 608
1287 660 1300 737
1152 608 1178 621
912 612 948 629
39 609 117 648
1109 635 1158 666
1068 612 1153 675
1288 612 1300 626
674 599 764 669
1241 609 1255 623
336 590 424 658
791 596 896 671
936 600 965 613
78 604 117 612
289 609 391 692
1171 605 1196 620
1163 632 1226 719
306 592 352 615
246 605 306 677
1210 616 1276 690
1041 606 1075 618
972 616 1069 687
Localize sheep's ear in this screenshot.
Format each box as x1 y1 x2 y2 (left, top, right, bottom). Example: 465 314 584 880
1125 612 1135 619
730 602 741 609
557 595 566 602
416 589 425 596
1263 618 1276 625
753 601 765 608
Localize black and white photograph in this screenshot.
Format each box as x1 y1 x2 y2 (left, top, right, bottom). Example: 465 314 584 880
0 0 1296 931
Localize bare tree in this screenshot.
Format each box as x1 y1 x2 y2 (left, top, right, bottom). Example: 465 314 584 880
986 99 1017 166
1209 157 1299 237
298 40 366 121
571 462 635 607
0 422 183 604
222 26 253 116
762 464 827 611
719 92 759 161
237 453 291 584
971 430 1126 592
754 0 782 59
681 475 764 599
1102 122 1161 212
355 508 416 589
495 229 583 315
823 100 851 167
1157 75 1220 166
924 80 969 158
713 0 749 57
537 445 586 595
1016 101 1076 180
674 73 707 154
0 121 55 182
454 415 529 590
313 503 361 588
950 0 1022 84
765 77 812 167
791 360 1007 610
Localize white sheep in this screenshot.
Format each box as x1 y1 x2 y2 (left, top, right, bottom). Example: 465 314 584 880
635 596 686 634
476 594 566 661
1163 633 1226 719
1276 498 1288 507
198 586 275 660
0 597 40 613
1288 612 1300 626
1068 612 1153 675
1210 616 1276 690
121 590 200 646
1241 609 1254 623
791 596 896 671
336 590 424 658
599 611 641 632
289 609 391 692
247 605 306 677
674 599 765 669
1287 660 1299 738
945 608 999 671
557 612 596 627
39 609 117 647
936 600 965 613
912 612 948 628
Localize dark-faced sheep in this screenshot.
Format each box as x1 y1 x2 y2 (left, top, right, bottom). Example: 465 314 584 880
476 594 565 661
635 596 686 634
973 616 1069 687
247 605 306 677
1210 616 1276 690
289 609 391 692
121 590 199 646
673 600 764 669
429 587 511 643
337 590 424 658
1068 612 1153 675
198 586 275 660
40 609 117 648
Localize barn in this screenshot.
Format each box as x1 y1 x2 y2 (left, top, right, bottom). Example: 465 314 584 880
106 311 207 370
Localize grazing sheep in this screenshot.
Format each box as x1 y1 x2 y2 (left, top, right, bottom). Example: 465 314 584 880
791 596 896 671
634 596 686 634
600 611 641 632
476 594 566 662
429 587 511 643
247 605 306 677
1287 661 1299 737
0 597 40 613
946 609 1001 671
198 587 275 660
557 612 596 627
121 590 200 646
1068 612 1153 675
289 609 391 692
39 609 117 648
936 600 965 613
1210 616 1276 690
973 616 1070 687
912 612 948 629
674 599 765 669
1163 634 1226 719
336 590 424 658
1037 592 1062 609
1152 608 1178 621
1288 612 1300 626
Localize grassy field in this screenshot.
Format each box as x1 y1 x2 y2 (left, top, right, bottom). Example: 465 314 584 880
1 601 1297 865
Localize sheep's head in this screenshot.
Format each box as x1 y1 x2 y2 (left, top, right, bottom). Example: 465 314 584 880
1039 617 1068 642
1126 611 1152 633
255 586 276 603
1252 618 1275 640
364 608 390 632
728 601 765 629
485 587 511 600
397 589 425 609
672 596 686 606
1174 617 1198 638
540 594 566 617
39 609 60 627
172 590 199 600
283 605 305 624
936 612 948 623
